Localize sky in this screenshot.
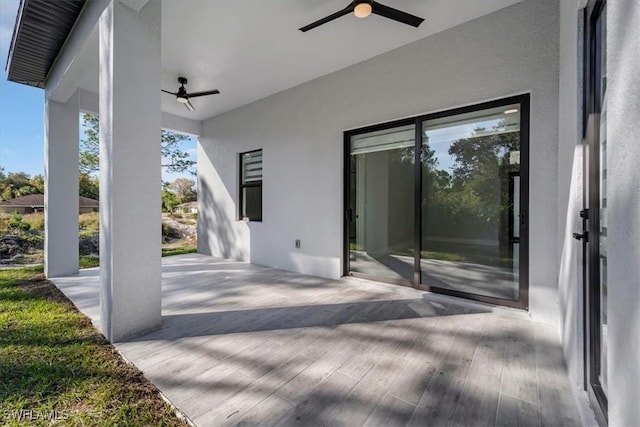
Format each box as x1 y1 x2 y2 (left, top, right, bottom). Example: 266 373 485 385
426 118 504 174
0 0 196 182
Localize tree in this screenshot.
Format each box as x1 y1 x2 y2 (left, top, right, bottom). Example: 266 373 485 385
161 189 179 213
79 173 100 200
30 175 45 194
79 113 196 176
79 114 100 175
161 131 196 175
447 122 519 220
0 169 46 201
423 120 520 241
169 178 197 204
448 123 518 185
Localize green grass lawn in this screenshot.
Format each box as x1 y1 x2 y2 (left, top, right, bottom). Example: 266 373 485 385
0 267 188 426
161 246 198 258
78 246 197 270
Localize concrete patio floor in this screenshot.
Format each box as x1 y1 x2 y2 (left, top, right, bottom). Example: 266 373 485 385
51 254 586 427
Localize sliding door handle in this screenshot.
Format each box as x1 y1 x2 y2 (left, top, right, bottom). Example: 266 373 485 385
573 231 588 242
345 209 354 222
519 213 526 227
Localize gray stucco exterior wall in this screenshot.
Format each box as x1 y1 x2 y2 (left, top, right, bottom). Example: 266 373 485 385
557 0 584 397
198 0 560 323
607 1 640 425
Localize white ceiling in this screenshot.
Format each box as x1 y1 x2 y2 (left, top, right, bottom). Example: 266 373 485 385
79 0 522 121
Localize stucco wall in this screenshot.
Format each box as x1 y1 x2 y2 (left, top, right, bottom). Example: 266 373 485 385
0 207 32 214
607 1 640 425
557 0 584 391
555 2 640 424
198 0 560 322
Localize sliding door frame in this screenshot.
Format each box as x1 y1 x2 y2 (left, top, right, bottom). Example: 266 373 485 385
343 94 530 310
582 1 608 424
343 116 417 289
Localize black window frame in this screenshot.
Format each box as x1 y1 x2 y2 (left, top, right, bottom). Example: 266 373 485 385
239 149 263 222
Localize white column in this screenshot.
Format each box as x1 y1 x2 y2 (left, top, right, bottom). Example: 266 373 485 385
99 0 162 341
44 91 79 277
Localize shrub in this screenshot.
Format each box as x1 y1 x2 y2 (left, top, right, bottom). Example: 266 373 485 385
7 212 23 229
79 230 97 238
79 234 99 255
162 223 180 239
79 212 100 231
21 213 44 231
21 232 44 249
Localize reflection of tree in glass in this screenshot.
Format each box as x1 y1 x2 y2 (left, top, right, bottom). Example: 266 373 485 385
449 120 518 224
449 122 518 182
423 120 518 246
398 142 438 168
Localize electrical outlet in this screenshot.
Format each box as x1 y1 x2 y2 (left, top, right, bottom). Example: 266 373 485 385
295 239 301 248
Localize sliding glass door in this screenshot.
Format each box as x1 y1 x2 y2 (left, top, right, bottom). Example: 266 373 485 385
347 124 416 283
345 95 529 308
420 103 523 300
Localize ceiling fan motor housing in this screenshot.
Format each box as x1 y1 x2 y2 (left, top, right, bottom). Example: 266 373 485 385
161 76 220 111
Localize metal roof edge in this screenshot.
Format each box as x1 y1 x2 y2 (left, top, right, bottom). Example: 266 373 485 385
43 0 89 87
5 0 26 76
5 0 87 89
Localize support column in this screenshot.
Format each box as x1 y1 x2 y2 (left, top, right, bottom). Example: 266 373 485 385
44 91 79 277
99 0 162 341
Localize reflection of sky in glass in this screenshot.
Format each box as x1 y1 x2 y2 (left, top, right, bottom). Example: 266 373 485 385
425 119 503 173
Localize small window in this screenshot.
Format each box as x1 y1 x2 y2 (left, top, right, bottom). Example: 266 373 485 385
239 149 263 221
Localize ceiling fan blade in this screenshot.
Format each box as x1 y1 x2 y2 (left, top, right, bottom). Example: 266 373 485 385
299 6 352 32
372 1 424 27
161 89 178 95
187 89 220 98
185 100 195 111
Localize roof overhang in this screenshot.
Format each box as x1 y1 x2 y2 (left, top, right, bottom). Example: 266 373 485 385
6 0 525 121
5 0 86 88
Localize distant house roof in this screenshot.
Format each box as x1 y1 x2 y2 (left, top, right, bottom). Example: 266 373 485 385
6 0 86 88
0 194 98 207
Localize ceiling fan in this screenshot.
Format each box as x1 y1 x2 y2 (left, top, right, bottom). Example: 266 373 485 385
161 77 220 111
299 0 424 32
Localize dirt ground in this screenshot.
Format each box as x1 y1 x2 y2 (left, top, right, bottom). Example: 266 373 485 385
0 214 197 269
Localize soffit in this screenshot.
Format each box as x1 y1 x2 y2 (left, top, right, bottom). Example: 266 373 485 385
8 0 524 120
6 0 86 88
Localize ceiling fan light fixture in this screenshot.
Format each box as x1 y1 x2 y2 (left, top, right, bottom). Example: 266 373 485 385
299 0 423 32
354 1 372 18
161 77 220 112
